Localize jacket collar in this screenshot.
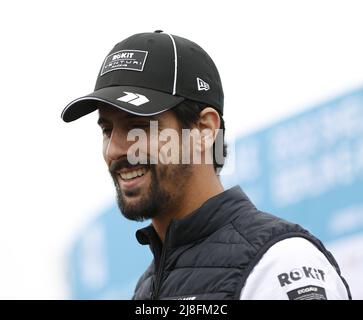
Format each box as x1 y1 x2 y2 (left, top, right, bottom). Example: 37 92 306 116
135 185 256 250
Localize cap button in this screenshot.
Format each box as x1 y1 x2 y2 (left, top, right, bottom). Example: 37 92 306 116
154 30 163 33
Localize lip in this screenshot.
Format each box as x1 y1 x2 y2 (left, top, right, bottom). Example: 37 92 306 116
117 168 149 190
117 165 148 175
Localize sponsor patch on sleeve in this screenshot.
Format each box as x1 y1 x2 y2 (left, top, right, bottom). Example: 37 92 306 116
287 285 327 300
277 265 326 287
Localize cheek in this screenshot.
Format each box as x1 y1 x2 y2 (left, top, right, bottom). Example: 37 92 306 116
102 138 111 163
126 134 150 164
139 137 150 158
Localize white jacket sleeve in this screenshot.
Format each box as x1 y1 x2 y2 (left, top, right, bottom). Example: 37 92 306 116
240 237 349 300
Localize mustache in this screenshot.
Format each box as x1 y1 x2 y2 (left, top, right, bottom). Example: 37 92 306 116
109 156 151 175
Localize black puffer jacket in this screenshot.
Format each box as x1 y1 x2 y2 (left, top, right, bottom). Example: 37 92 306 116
132 186 351 300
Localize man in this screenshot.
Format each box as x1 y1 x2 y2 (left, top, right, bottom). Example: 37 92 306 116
61 31 351 300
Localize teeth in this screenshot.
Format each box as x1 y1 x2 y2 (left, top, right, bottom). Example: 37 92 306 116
119 167 147 180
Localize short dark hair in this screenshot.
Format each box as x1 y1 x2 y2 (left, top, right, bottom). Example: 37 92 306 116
171 100 227 174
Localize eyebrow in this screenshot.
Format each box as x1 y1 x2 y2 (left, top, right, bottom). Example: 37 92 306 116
97 114 159 126
97 117 111 126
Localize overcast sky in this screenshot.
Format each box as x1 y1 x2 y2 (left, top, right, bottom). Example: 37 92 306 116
1 0 363 298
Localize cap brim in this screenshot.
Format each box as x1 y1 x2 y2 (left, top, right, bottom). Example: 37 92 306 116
61 86 185 122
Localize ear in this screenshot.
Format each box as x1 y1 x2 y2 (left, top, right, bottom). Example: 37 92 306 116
197 107 221 154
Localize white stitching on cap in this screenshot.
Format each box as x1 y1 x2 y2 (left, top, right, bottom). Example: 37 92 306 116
61 96 182 120
165 33 178 95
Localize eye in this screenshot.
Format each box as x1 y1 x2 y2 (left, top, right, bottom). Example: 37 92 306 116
130 123 150 129
101 127 112 137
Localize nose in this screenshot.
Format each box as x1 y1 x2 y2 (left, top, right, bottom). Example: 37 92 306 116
103 128 130 162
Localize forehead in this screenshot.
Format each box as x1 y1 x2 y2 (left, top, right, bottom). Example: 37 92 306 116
97 105 177 124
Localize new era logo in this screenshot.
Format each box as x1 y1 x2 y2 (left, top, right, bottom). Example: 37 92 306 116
117 92 150 106
197 77 210 91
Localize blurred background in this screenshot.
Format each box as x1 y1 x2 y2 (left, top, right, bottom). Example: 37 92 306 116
0 0 362 299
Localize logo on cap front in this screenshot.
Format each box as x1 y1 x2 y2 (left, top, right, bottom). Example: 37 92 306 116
117 92 150 106
101 50 148 76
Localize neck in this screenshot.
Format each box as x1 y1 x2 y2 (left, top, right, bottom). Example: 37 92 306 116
151 166 224 243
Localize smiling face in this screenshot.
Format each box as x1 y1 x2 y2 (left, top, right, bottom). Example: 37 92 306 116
98 105 193 222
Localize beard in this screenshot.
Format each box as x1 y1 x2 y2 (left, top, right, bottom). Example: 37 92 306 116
110 162 192 222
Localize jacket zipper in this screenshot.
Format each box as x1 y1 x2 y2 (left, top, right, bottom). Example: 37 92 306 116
151 226 171 300
151 245 167 299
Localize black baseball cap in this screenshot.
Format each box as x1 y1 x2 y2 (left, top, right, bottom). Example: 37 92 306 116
61 30 224 122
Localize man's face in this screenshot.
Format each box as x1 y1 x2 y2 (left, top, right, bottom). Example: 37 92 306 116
98 105 192 222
